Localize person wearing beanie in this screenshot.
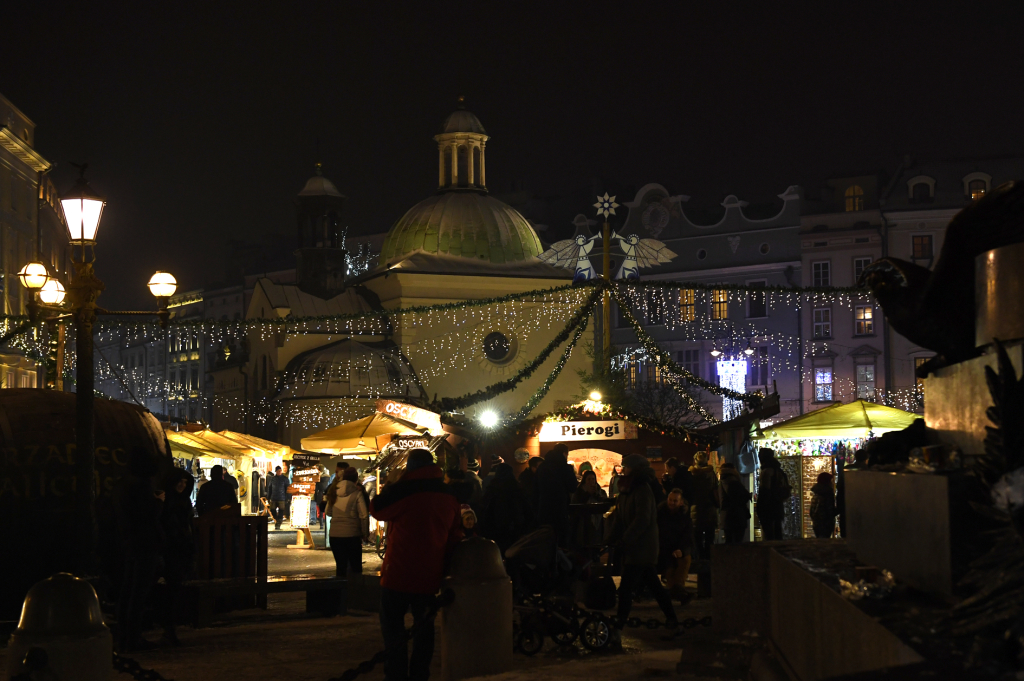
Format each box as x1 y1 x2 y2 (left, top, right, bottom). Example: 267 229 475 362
606 453 677 635
460 504 479 537
370 448 462 681
718 463 751 544
756 448 790 541
688 451 720 559
809 471 837 538
464 458 484 508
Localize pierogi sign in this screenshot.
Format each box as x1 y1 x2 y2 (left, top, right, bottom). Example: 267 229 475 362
538 420 634 442
375 400 442 434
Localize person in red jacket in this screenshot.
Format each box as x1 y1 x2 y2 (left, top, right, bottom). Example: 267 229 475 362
370 448 462 681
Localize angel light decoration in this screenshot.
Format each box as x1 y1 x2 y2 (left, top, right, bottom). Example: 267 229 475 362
537 232 601 283
612 232 676 281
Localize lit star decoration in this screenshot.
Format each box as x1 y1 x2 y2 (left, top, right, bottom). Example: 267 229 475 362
594 193 619 219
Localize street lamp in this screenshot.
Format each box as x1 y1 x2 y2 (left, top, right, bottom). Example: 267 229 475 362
60 164 105 245
17 262 49 291
148 271 177 327
38 279 66 305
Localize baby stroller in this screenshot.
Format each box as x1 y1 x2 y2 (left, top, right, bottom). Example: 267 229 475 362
505 526 613 654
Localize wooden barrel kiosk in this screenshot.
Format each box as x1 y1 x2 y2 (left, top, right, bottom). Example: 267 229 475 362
0 389 170 618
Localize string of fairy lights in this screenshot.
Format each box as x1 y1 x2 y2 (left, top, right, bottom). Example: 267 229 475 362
1 277 914 430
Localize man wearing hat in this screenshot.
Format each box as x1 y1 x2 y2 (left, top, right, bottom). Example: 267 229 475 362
607 453 678 635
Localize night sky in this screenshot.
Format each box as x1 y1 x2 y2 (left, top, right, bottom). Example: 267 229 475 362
3 3 1022 309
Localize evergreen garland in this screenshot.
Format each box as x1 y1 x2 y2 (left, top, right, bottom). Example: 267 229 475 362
503 307 592 426
612 286 762 408
431 285 604 413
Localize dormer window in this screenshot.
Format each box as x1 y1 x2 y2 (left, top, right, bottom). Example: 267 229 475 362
907 175 935 203
969 179 987 201
845 185 864 211
962 172 991 201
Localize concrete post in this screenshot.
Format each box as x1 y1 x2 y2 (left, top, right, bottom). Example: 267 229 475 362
3 573 112 681
440 537 512 680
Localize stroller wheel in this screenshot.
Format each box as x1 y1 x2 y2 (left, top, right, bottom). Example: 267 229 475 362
552 617 579 646
517 626 544 656
581 616 612 651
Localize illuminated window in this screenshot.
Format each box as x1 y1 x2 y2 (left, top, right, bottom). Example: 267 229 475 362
812 261 831 287
856 364 876 399
853 256 872 282
813 308 832 338
679 289 696 321
747 280 767 318
814 368 833 402
627 356 639 389
845 185 864 211
711 290 728 320
854 305 874 335
969 179 987 201
912 234 933 259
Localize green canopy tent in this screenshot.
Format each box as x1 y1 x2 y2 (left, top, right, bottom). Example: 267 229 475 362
755 399 920 440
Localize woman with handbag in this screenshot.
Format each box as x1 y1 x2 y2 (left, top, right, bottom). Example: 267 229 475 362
328 467 369 576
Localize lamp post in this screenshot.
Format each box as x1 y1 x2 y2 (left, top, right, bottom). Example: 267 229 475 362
14 165 177 575
593 193 620 368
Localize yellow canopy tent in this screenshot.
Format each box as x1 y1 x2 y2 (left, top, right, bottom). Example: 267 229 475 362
301 413 425 454
166 430 246 460
755 399 921 440
218 430 294 460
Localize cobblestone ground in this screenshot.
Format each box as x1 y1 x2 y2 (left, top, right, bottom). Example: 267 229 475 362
2 533 749 680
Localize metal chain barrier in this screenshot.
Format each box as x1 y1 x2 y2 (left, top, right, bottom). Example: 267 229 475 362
112 652 175 681
623 615 712 630
324 588 455 681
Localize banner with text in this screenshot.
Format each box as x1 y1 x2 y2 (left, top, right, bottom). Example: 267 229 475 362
538 420 636 442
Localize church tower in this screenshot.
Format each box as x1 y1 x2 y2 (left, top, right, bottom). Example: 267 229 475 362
294 163 348 298
434 96 489 191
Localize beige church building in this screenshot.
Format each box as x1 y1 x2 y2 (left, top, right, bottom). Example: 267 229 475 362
213 101 593 448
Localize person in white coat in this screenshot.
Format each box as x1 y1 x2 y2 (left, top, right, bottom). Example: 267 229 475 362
328 467 369 576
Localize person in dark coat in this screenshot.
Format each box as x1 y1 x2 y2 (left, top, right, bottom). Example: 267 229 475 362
114 447 164 652
756 448 789 541
533 444 579 545
657 488 694 603
688 451 720 559
518 456 542 500
479 463 533 553
159 468 194 645
661 457 694 502
570 469 608 548
196 465 238 517
606 454 677 633
809 472 837 538
719 463 751 544
370 449 462 681
445 469 475 505
267 465 290 529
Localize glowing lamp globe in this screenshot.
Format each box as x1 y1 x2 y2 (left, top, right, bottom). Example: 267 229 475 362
744 347 754 356
479 411 499 428
60 173 105 244
39 279 66 305
17 262 49 290
148 271 177 298
589 391 602 401
710 349 722 358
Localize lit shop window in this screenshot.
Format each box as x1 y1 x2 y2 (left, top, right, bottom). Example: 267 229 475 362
813 308 832 339
711 290 728 320
854 305 874 335
814 368 834 402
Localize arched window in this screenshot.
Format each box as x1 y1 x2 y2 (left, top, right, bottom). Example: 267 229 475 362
845 185 864 212
969 179 987 201
911 183 931 202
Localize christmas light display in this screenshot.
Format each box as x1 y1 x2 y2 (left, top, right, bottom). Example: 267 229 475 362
716 359 748 420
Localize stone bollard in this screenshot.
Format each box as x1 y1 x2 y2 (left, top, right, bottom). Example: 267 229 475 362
3 573 112 681
440 537 513 681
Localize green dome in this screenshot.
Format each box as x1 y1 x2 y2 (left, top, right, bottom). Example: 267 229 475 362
379 191 543 265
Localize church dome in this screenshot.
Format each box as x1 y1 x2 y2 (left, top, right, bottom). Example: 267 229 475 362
380 191 543 265
298 163 344 198
440 96 486 134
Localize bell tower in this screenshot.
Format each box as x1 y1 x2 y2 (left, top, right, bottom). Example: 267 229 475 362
294 163 348 298
434 96 489 192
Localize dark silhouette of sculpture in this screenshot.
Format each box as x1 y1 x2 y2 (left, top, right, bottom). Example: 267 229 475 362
860 180 1024 374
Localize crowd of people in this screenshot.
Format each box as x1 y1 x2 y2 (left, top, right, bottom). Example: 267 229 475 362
110 441 839 672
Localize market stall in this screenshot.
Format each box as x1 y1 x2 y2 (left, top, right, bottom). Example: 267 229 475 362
754 399 921 538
